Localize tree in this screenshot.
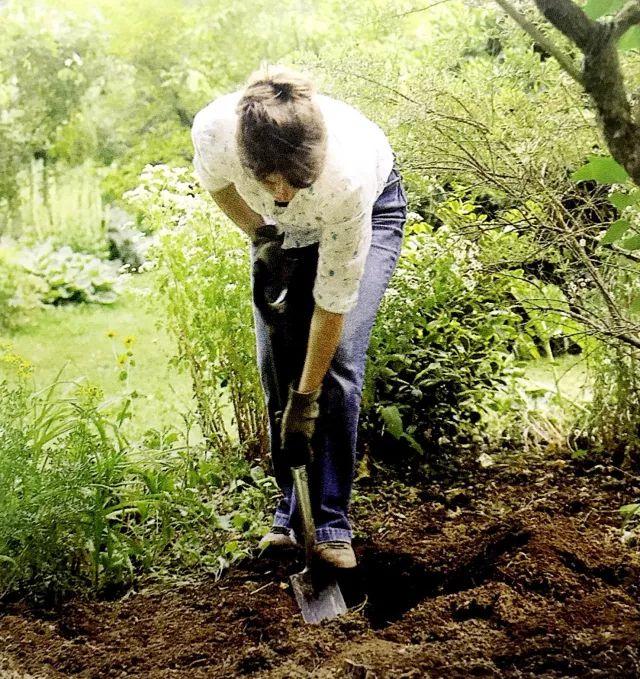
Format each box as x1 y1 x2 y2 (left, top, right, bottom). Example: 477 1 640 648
494 0 640 185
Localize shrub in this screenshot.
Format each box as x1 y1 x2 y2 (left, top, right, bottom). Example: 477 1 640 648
0 240 45 329
18 240 126 305
125 164 267 458
0 345 276 603
362 218 532 464
575 346 640 467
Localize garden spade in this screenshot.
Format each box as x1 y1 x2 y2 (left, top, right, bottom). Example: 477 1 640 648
290 454 347 624
253 242 346 623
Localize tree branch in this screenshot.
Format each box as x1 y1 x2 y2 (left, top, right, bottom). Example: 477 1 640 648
613 1 640 40
492 0 582 83
496 0 640 185
534 0 598 51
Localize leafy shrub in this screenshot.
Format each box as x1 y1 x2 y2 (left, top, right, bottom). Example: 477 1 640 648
363 218 531 463
18 240 125 305
575 346 640 467
0 240 45 329
125 164 267 457
107 221 152 271
0 345 276 603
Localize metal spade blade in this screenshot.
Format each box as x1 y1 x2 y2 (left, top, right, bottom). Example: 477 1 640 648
291 567 347 624
290 463 347 624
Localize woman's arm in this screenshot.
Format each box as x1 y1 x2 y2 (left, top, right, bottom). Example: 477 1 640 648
297 305 345 393
210 183 267 240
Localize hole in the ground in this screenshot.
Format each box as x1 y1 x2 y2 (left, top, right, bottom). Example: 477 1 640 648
339 523 531 628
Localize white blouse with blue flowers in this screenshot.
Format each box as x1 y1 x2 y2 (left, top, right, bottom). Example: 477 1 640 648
191 90 394 314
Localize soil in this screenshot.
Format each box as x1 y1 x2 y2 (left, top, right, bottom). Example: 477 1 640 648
1 455 639 678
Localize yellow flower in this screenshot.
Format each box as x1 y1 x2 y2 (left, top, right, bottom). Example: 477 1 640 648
107 330 117 338
124 335 136 348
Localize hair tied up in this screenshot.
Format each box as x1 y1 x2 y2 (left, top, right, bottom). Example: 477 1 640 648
274 82 294 101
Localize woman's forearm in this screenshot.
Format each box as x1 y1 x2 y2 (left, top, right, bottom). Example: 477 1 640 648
210 184 266 239
298 305 345 393
210 183 344 393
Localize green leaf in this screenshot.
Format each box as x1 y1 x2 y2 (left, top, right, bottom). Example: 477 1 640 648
583 0 624 20
601 219 631 244
571 155 629 184
404 433 424 454
620 503 640 519
609 190 640 210
620 234 640 250
619 25 640 51
630 296 640 314
380 405 404 439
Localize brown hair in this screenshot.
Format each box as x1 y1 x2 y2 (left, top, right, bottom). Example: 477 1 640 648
235 66 327 188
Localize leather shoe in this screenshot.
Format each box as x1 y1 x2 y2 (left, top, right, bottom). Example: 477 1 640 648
314 541 357 568
258 527 297 551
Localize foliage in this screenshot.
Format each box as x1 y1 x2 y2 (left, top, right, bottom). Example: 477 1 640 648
0 1 106 206
565 158 640 457
0 240 45 329
575 346 640 467
363 217 535 462
19 240 126 305
0 344 276 603
1 160 108 256
125 164 267 457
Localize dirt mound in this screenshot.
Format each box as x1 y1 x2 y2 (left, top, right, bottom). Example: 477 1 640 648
1 459 639 678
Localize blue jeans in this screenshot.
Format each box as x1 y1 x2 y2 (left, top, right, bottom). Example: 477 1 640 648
251 167 407 543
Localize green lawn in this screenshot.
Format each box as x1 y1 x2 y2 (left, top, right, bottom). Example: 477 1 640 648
1 271 199 441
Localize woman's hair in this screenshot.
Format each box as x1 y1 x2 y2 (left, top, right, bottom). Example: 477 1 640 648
235 65 327 188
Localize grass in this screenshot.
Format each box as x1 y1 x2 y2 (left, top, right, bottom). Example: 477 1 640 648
0 271 199 441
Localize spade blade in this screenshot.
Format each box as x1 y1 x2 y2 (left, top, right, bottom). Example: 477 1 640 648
290 568 347 624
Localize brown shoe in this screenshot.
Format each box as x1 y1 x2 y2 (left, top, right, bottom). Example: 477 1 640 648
314 541 357 569
258 527 296 551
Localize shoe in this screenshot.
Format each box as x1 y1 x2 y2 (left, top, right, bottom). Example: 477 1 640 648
258 527 296 550
314 541 357 569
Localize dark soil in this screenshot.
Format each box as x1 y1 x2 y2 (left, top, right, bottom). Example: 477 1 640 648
1 456 639 678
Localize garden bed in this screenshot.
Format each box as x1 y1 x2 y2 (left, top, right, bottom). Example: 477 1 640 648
1 455 639 678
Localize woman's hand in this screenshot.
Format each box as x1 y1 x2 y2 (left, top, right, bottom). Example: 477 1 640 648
280 385 322 451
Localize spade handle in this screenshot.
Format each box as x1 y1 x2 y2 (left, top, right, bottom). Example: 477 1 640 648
291 464 315 565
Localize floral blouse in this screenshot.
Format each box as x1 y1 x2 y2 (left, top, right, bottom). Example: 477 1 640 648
191 90 394 313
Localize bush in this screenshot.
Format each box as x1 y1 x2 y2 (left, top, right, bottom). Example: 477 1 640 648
0 345 277 603
125 164 267 457
363 218 531 464
18 240 126 305
0 240 45 329
576 346 640 467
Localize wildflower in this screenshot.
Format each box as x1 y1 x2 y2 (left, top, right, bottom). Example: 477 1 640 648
107 329 117 338
124 335 135 348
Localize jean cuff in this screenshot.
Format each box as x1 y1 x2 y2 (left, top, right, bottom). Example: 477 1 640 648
273 511 290 529
315 527 352 543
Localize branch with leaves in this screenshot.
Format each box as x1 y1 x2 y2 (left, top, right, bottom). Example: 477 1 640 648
494 0 640 184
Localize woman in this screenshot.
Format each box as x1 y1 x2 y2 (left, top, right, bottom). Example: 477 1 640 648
191 66 407 568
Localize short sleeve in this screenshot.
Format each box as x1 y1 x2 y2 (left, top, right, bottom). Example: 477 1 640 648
313 189 372 314
191 109 233 193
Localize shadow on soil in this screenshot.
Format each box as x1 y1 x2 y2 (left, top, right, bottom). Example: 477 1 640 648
341 521 531 627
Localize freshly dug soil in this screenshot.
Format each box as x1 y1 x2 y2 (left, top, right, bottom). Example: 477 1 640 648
1 456 639 678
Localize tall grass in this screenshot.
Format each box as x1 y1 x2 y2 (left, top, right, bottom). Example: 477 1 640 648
0 344 276 603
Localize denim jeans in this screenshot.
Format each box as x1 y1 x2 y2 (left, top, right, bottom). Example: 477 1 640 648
251 166 407 543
